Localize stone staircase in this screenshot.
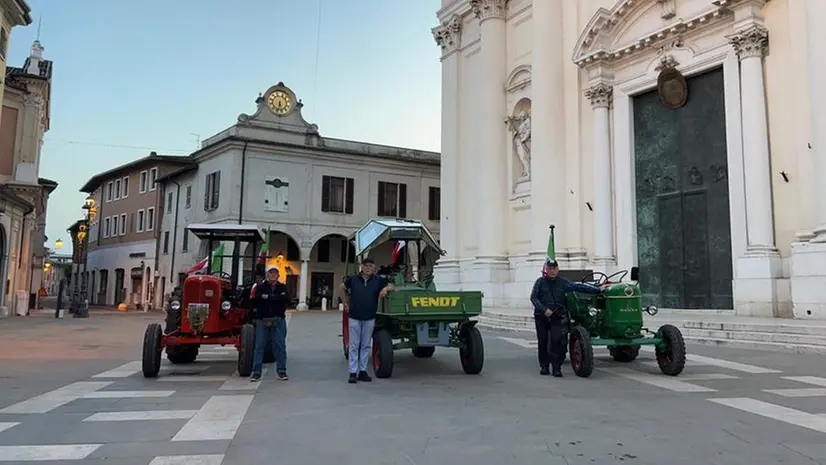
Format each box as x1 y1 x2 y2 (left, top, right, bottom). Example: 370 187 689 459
475 309 826 354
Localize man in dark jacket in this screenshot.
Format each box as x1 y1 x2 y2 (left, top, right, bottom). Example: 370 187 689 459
530 257 602 377
250 267 290 382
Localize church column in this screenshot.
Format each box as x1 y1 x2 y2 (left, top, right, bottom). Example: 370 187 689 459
586 83 614 264
729 25 777 254
805 0 826 241
431 15 463 263
529 0 565 255
471 0 508 261
297 259 309 311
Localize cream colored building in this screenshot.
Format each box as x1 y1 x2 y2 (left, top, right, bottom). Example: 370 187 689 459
155 82 441 310
432 0 824 321
0 0 32 129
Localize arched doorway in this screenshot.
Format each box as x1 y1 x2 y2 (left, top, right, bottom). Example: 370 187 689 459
242 231 301 307
309 234 376 309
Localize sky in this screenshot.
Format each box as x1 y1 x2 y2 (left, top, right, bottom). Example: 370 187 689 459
5 0 443 254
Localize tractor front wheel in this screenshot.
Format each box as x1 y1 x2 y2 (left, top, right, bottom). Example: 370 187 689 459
166 345 198 364
610 345 640 363
459 325 484 375
412 346 435 358
142 323 163 378
372 328 394 378
656 324 686 376
237 323 255 377
569 325 594 378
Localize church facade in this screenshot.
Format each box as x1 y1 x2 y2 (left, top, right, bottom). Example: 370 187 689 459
431 0 826 320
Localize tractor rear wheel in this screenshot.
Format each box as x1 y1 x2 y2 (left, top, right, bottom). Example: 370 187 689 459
656 324 686 376
459 325 484 375
610 345 640 363
166 345 198 364
142 323 163 378
412 346 435 358
568 325 594 378
372 328 394 379
237 323 255 377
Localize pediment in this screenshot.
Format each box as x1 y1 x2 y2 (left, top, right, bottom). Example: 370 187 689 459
505 64 531 93
572 0 739 68
237 82 319 135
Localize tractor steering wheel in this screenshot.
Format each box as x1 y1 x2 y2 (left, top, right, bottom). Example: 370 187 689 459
604 270 628 284
581 271 609 285
210 271 232 280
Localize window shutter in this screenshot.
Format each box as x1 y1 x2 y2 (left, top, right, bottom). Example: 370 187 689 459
204 175 210 211
214 171 221 208
398 183 407 218
345 177 354 214
377 181 385 215
321 176 330 212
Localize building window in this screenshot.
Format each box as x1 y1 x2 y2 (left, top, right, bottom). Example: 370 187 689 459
114 179 121 200
121 176 129 198
103 217 110 238
106 182 113 202
163 231 169 254
119 213 127 235
167 192 173 212
149 167 158 191
321 175 353 214
185 185 192 208
0 29 7 60
136 209 145 232
428 186 440 221
377 181 407 218
182 230 189 252
316 238 330 262
204 171 220 211
340 238 355 263
112 215 119 236
139 170 148 193
146 207 155 231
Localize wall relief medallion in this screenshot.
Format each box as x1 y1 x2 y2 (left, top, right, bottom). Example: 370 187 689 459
657 67 687 110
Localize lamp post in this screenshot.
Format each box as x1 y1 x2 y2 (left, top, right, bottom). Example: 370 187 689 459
73 197 95 319
54 238 63 250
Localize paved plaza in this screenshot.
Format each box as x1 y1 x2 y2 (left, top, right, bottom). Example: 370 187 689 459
1 311 826 464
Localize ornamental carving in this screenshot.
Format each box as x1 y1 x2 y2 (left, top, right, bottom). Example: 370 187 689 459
23 92 43 109
470 0 509 22
432 14 463 54
657 0 676 20
657 67 688 109
729 25 769 60
585 83 613 108
505 106 531 179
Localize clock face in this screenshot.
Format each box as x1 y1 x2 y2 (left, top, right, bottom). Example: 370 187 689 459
267 90 292 115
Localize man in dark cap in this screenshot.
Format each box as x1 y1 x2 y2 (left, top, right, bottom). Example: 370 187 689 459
530 257 602 377
339 257 395 384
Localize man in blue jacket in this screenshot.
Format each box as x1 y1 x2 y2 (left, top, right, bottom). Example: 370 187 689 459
250 267 290 382
530 257 602 377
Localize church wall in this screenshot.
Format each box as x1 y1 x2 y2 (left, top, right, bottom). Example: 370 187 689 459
457 41 480 259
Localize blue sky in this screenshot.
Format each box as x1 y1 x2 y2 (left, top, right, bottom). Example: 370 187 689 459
6 0 442 253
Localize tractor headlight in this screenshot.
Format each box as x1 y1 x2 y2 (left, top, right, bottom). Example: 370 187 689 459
588 307 599 317
221 301 231 311
645 305 658 316
170 300 181 311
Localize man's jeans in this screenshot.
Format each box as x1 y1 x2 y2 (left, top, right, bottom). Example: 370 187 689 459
252 318 287 375
348 318 375 374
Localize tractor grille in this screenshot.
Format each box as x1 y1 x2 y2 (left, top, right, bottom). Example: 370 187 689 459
187 303 210 333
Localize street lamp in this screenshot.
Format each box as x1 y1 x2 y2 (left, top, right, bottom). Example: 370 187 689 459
54 238 63 249
73 196 95 318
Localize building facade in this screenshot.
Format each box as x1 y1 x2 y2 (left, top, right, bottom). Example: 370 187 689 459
78 154 194 309
0 38 57 316
0 0 32 129
432 0 825 320
156 82 441 310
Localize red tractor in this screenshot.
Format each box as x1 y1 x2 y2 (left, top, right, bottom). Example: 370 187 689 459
141 223 267 378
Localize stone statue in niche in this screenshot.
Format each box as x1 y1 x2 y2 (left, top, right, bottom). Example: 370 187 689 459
506 109 531 179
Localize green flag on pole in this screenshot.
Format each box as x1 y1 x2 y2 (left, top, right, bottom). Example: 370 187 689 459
211 243 225 273
546 224 556 261
258 227 270 264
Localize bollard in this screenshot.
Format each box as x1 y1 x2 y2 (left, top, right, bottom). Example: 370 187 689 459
321 297 327 312
338 302 344 312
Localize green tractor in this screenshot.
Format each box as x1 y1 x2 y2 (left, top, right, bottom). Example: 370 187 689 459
546 226 686 378
342 219 485 379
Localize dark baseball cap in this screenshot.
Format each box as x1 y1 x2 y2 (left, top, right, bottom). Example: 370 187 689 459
362 257 375 265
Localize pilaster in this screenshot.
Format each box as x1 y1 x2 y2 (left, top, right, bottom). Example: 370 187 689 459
585 82 615 269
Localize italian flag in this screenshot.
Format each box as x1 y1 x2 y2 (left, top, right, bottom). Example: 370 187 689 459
391 240 406 264
186 243 225 275
546 225 555 261
257 227 270 264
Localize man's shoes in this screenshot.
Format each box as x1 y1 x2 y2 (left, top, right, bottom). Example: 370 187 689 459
357 371 372 382
552 368 563 378
540 367 550 376
277 371 289 381
250 373 261 382
348 373 357 384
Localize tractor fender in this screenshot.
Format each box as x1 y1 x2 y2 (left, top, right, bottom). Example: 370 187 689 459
458 320 478 332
